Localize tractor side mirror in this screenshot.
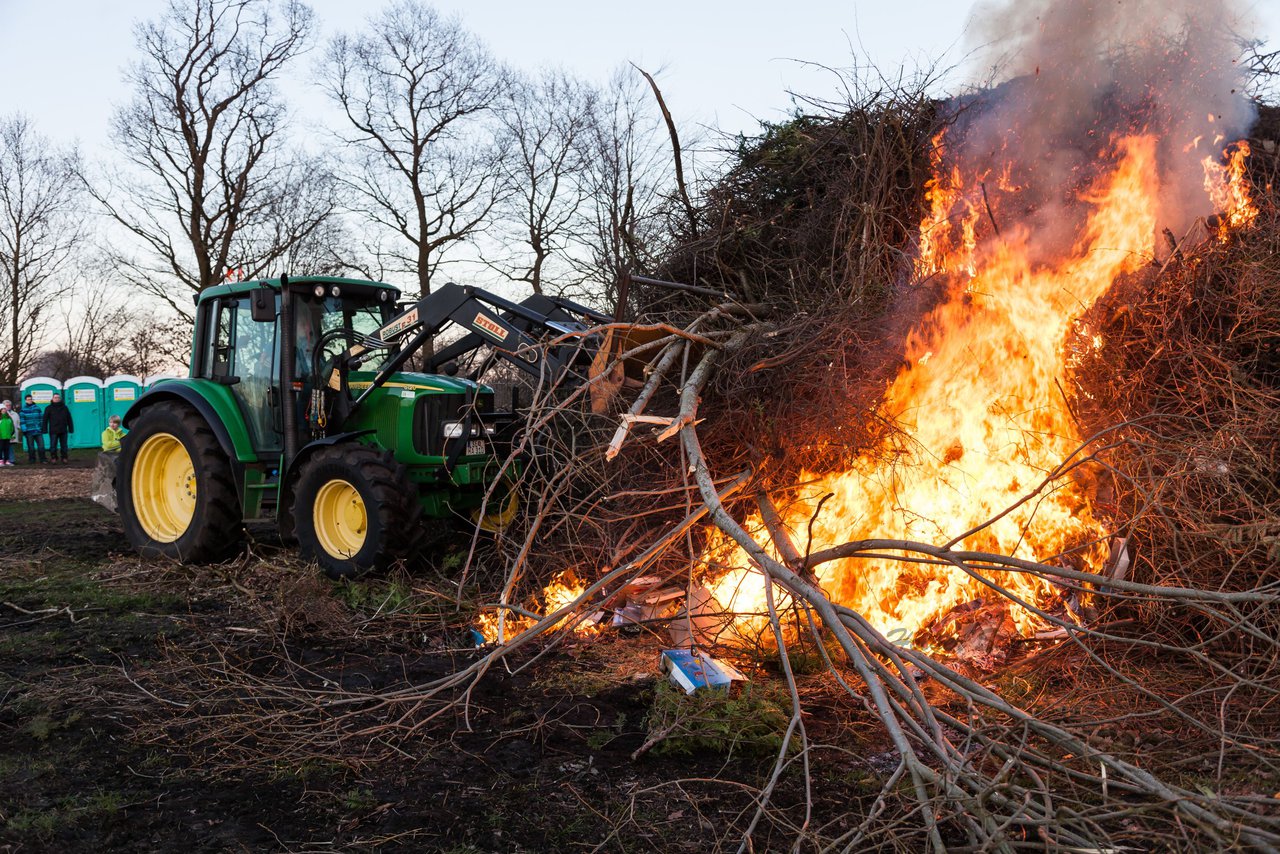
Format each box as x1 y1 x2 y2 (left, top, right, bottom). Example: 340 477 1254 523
250 287 276 322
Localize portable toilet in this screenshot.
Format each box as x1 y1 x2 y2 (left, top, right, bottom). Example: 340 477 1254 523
104 374 143 423
63 376 105 449
19 376 61 408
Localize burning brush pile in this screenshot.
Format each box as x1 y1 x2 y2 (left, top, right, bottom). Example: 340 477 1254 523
470 0 1280 848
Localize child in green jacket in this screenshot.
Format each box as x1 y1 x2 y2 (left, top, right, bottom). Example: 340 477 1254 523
101 416 126 453
0 403 15 465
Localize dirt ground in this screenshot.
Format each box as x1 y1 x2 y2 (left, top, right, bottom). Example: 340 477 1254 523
0 459 892 853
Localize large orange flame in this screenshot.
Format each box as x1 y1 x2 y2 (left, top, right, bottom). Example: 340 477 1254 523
489 129 1257 656
704 134 1165 645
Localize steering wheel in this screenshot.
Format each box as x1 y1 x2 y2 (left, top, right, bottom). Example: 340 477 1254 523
312 327 358 391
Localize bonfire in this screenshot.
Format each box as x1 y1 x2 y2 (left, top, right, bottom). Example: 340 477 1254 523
467 1 1280 849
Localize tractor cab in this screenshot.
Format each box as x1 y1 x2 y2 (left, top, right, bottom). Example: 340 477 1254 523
193 276 401 459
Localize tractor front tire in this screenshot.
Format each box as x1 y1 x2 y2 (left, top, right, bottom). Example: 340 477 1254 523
117 401 244 562
294 445 422 579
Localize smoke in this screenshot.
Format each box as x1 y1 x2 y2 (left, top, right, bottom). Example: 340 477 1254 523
955 0 1257 247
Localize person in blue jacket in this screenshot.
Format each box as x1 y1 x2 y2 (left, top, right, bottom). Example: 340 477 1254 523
18 394 46 464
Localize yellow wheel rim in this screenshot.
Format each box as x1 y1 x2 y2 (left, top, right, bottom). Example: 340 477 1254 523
313 479 367 558
473 485 519 534
132 432 196 543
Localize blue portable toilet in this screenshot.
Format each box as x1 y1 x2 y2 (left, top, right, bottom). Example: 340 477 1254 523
63 376 105 449
19 376 61 408
104 375 143 423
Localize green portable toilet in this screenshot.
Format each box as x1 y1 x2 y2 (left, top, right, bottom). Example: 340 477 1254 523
64 376 105 449
19 376 61 408
104 374 143 423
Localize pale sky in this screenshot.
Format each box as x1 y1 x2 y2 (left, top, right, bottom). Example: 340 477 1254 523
1 0 978 154
2 1 1277 158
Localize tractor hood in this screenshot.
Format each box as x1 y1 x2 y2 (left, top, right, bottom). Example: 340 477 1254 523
346 370 491 397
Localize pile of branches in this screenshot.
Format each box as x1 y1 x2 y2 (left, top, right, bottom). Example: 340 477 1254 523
455 90 1280 849
1063 131 1280 778
475 97 1280 850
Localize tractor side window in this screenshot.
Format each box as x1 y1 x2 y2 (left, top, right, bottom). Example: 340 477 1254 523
211 302 235 380
229 298 279 453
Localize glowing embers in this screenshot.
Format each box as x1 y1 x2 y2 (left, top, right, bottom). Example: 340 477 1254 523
478 569 597 643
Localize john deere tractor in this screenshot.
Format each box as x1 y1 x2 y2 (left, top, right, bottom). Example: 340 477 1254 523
106 274 610 578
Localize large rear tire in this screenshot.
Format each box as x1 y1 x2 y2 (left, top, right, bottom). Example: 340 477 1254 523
294 445 422 579
117 401 244 562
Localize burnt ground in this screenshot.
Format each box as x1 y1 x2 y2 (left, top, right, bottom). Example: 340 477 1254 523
0 454 894 853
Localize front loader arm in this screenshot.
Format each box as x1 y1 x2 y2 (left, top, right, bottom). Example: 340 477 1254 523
330 282 611 416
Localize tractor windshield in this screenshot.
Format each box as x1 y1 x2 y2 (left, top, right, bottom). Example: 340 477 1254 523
295 294 394 382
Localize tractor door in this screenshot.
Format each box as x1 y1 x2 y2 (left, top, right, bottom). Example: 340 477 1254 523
206 296 281 455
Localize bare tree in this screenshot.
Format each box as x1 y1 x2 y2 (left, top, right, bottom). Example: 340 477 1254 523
0 116 83 386
320 0 510 296
232 159 356 277
87 0 323 321
489 69 597 294
34 279 187 378
577 67 673 309
1244 40 1280 100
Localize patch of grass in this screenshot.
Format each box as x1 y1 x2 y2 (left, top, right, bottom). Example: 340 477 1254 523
644 681 796 759
439 549 466 574
268 757 347 784
0 754 56 780
336 578 416 614
0 628 66 657
532 665 615 697
135 750 174 774
586 711 629 750
824 765 887 796
340 786 377 812
23 709 84 742
5 788 125 836
0 561 184 614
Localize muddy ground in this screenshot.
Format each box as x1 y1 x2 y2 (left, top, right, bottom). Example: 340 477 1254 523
0 454 895 853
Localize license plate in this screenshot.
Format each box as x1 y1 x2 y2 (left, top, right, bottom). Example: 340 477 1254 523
466 440 485 456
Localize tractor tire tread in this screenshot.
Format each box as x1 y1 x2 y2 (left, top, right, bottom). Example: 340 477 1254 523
118 400 244 563
295 444 423 578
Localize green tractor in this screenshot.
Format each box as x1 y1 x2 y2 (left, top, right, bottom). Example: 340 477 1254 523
104 274 610 578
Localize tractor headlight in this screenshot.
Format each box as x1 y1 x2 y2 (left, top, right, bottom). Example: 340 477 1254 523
442 421 496 440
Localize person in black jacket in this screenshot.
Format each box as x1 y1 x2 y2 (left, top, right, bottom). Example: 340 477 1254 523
42 393 73 463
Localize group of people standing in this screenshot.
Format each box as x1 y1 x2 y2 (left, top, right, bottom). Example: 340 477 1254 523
0 393 122 466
